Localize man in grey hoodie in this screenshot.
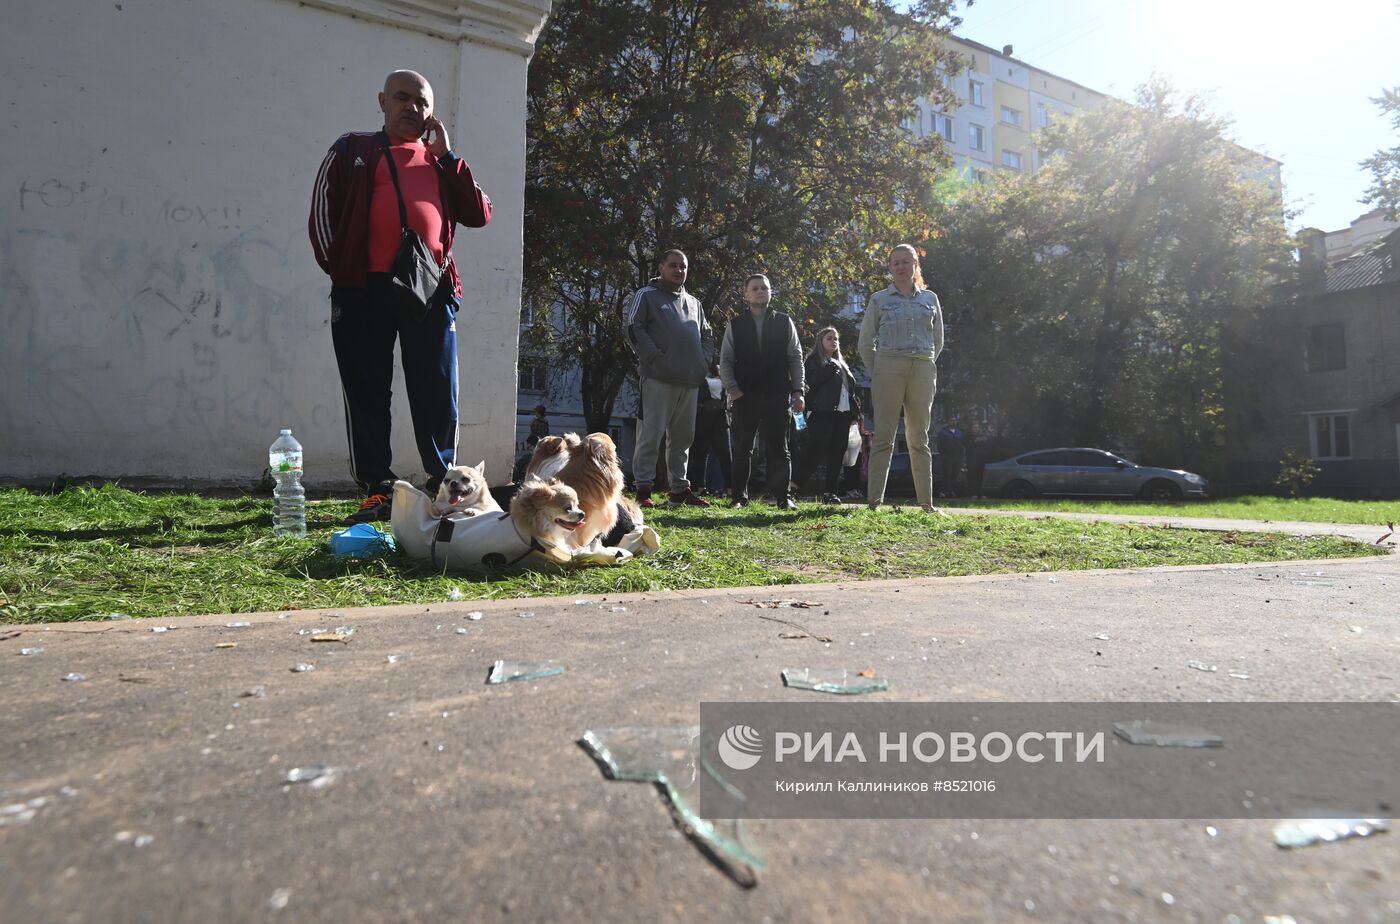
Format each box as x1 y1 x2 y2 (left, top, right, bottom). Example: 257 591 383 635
625 250 715 508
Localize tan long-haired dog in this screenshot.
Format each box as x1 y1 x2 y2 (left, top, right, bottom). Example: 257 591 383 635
510 477 587 551
525 432 640 549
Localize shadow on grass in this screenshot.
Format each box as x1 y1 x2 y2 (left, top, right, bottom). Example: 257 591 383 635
0 515 272 543
282 544 530 584
653 506 856 530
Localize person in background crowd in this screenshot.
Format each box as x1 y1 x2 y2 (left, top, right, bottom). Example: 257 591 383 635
792 327 861 504
688 362 732 495
720 273 805 510
529 405 551 442
840 416 873 498
856 243 944 511
625 249 715 508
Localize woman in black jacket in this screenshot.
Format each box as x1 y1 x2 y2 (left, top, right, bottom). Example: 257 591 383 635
793 327 860 503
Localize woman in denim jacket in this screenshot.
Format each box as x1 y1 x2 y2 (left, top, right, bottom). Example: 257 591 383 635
856 244 944 510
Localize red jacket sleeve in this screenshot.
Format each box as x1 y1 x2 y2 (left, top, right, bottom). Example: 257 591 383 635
309 137 347 274
438 153 492 228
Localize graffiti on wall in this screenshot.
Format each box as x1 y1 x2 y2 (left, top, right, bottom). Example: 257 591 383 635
2 175 338 472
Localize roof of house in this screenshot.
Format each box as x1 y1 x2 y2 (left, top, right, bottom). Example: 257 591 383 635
1326 231 1400 294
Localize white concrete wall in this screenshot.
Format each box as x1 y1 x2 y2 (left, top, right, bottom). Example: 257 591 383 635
0 0 548 488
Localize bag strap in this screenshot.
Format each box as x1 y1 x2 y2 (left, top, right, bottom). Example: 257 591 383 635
378 132 410 232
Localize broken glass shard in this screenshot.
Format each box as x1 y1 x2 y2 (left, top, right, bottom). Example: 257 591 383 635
101 612 133 621
1112 720 1224 748
1273 816 1389 849
290 663 315 673
447 588 466 601
1093 634 1111 641
581 726 764 875
1186 660 1218 672
18 647 44 656
225 621 251 628
62 673 86 682
467 611 483 621
781 667 889 695
488 660 564 684
455 627 470 635
385 655 404 664
284 765 337 789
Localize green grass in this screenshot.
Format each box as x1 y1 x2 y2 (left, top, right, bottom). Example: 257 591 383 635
938 495 1400 525
0 485 1387 624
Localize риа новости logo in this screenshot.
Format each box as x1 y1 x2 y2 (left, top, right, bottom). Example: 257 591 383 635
717 724 763 770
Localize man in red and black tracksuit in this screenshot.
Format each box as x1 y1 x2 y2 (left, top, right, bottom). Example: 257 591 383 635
309 69 492 523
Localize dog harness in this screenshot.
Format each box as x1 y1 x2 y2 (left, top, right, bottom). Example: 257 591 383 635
428 511 552 570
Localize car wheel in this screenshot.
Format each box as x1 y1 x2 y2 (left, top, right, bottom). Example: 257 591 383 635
1140 480 1181 502
1003 480 1038 499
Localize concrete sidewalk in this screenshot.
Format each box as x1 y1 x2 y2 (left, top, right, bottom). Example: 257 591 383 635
4 532 1400 923
931 504 1399 546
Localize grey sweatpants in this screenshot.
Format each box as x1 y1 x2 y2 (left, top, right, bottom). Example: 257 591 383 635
634 377 698 491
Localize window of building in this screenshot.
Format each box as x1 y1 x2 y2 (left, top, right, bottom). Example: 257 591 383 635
969 79 984 107
971 167 989 184
933 113 953 142
1035 103 1048 128
1000 106 1022 127
1304 322 1346 372
519 358 548 392
969 123 985 151
1001 149 1022 170
903 107 922 134
1310 413 1352 459
937 69 955 91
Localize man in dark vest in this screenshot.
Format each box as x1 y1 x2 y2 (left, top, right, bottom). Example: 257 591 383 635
719 274 805 509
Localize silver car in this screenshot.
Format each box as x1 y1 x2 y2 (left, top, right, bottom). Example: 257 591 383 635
981 448 1208 500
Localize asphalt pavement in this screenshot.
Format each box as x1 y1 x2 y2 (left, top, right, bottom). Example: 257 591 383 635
2 513 1398 923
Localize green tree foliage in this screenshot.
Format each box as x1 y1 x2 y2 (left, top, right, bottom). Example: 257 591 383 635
1361 87 1400 220
925 80 1293 472
523 0 964 432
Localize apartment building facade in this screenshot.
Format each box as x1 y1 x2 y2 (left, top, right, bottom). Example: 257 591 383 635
1224 225 1400 497
906 37 1108 182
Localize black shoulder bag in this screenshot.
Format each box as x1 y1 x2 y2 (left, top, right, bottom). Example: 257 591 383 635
379 134 445 323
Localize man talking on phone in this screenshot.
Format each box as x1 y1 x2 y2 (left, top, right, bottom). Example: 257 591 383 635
310 69 492 523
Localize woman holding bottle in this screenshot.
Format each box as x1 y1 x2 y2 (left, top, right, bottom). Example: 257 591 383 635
793 327 860 504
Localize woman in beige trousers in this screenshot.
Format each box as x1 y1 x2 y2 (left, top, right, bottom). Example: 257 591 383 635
856 244 945 511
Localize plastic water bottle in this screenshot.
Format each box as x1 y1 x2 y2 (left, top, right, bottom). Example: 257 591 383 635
268 429 306 538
